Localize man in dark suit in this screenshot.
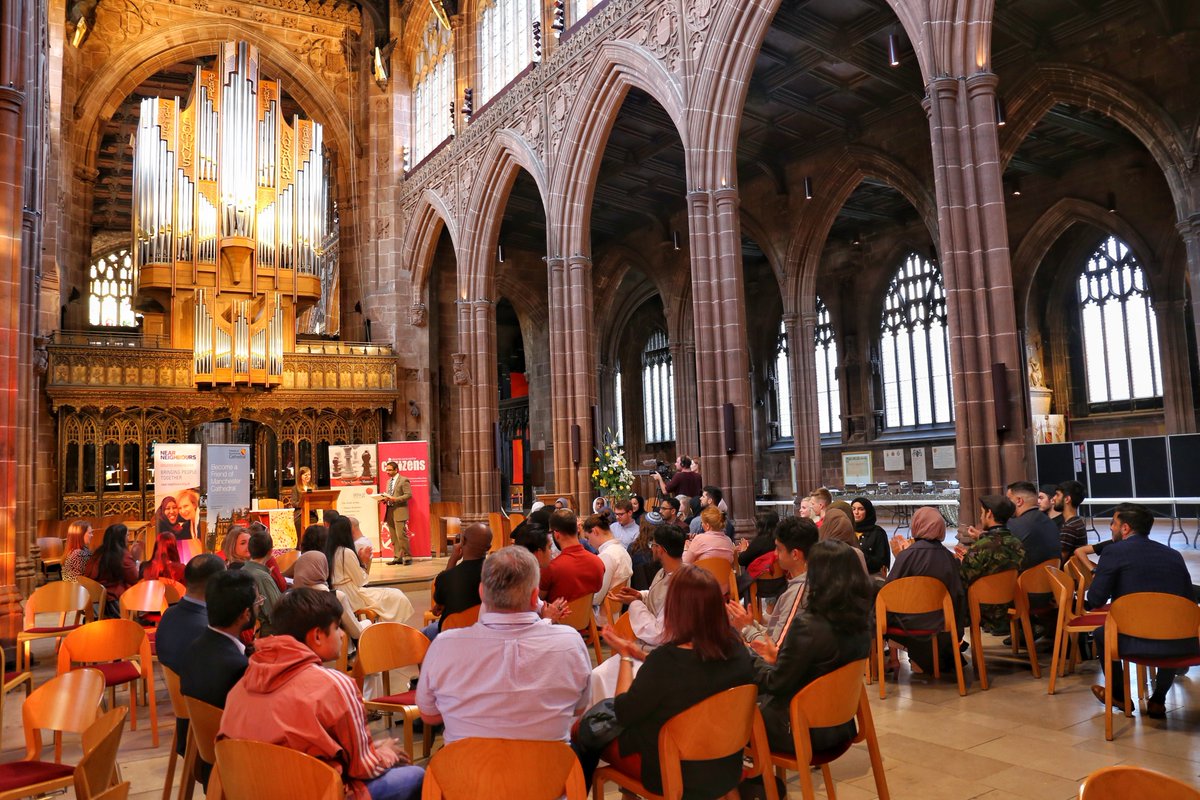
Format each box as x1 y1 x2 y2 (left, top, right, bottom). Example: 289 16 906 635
1086 502 1199 718
181 570 256 709
156 554 227 676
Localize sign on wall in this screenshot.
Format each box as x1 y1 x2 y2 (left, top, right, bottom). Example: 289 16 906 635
842 452 873 487
883 449 905 471
377 441 432 558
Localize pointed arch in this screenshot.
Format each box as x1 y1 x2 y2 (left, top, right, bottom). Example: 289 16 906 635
404 189 461 306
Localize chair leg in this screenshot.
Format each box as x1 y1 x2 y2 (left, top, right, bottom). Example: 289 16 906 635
177 729 197 800
970 621 989 691
130 681 139 731
1047 618 1065 695
877 631 887 700
401 712 415 756
1010 618 1019 655
1020 613 1040 678
931 637 941 680
820 764 836 800
162 726 179 800
591 776 605 800
952 642 967 696
422 718 434 760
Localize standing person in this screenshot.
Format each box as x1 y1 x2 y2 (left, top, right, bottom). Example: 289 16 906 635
219 589 424 800
1055 480 1088 566
140 531 186 582
176 489 200 540
155 497 184 536
1086 503 1200 718
653 455 702 501
288 467 315 533
326 516 414 624
851 497 890 577
61 520 94 582
84 523 140 613
380 461 412 566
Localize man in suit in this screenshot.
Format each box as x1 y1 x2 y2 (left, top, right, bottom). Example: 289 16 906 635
181 570 256 710
381 460 412 566
1086 502 1199 718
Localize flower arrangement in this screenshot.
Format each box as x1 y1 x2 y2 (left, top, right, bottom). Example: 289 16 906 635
591 436 635 501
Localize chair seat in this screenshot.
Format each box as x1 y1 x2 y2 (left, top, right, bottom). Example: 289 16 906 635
20 624 81 635
370 690 417 706
1127 654 1200 669
4 670 28 683
93 661 141 687
772 739 853 768
884 626 940 637
0 760 74 792
1068 613 1107 628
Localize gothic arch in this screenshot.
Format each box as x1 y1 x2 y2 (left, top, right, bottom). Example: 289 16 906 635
739 208 786 293
551 40 688 258
999 63 1193 218
405 189 460 306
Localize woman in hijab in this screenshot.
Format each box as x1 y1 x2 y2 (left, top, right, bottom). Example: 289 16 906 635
881 507 967 674
292 549 371 640
851 497 890 577
818 507 857 545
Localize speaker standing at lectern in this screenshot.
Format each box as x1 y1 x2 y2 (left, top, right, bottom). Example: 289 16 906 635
381 460 412 566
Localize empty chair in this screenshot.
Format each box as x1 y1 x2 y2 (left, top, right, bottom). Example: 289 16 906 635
351 622 434 758
213 739 342 800
423 738 585 800
17 581 91 673
75 576 108 621
57 617 159 747
557 595 603 664
1045 566 1106 695
71 708 129 800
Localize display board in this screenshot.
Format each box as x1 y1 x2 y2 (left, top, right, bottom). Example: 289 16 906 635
1085 439 1133 499
1168 434 1200 516
1035 442 1082 488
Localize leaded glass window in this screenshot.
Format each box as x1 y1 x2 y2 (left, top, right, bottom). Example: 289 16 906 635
814 298 840 435
89 249 138 328
479 0 537 104
642 330 674 443
412 17 455 164
880 253 953 428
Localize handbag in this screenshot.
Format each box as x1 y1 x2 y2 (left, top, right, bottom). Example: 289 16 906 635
574 697 624 751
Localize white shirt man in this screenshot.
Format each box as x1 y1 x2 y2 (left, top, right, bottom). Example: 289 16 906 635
584 521 633 614
609 502 640 549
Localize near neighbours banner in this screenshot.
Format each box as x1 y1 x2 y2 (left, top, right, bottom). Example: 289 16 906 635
329 444 382 557
153 443 202 558
207 444 251 540
377 441 431 558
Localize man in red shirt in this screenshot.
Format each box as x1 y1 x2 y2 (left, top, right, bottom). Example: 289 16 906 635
540 509 605 603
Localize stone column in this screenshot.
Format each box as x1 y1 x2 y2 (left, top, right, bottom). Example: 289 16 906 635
787 311 821 497
668 336 699 460
455 297 497 521
1155 297 1196 433
925 72 1028 530
1177 216 1200 430
548 254 597 510
685 186 755 533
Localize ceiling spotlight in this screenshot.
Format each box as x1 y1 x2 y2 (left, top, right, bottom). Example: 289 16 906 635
994 96 1007 127
887 33 900 67
1010 176 1021 197
1107 192 1117 213
803 176 813 200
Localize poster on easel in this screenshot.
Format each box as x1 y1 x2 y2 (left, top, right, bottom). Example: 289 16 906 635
377 441 432 558
153 444 202 559
328 444 382 556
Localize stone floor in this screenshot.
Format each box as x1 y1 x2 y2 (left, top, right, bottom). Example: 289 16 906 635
5 523 1199 798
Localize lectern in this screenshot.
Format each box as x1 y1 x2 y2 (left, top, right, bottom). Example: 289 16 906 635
303 489 341 527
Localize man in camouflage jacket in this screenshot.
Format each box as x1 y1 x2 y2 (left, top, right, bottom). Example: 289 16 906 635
958 494 1025 632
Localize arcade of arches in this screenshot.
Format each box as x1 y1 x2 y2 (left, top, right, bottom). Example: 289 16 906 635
3 0 1200 632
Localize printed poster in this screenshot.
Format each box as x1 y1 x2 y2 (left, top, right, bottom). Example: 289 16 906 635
377 441 432 558
153 444 203 555
207 445 251 541
329 444 381 558
883 449 905 471
842 452 873 487
911 447 928 483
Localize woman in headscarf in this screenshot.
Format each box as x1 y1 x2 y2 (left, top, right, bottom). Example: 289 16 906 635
881 506 967 674
818 506 857 545
291 549 371 640
851 497 890 577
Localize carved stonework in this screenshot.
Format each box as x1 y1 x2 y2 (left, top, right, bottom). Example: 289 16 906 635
409 302 428 327
452 353 472 386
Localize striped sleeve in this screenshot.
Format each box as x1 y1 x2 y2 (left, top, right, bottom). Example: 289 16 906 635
318 667 397 780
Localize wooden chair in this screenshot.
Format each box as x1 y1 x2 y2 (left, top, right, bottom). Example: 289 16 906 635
611 612 634 641
120 580 169 625
162 579 185 605
507 513 526 531
161 667 191 800
768 659 890 800
272 550 300 574
1045 566 1107 695
424 738 586 799
602 579 628 627
36 537 66 580
91 782 132 800
257 499 283 510
1004 562 1057 676
694 557 739 602
1079 765 1200 799
17 581 91 673
213 739 342 800
440 605 481 631
487 512 511 552
0 668 107 799
76 576 108 621
352 623 434 758
1066 555 1097 615
421 579 439 627
557 594 603 664
875 576 966 698
747 558 786 623
965 570 1036 690
1102 592 1200 740
0 667 33 734
71 707 129 800
58 617 160 747
180 698 223 800
592 684 776 800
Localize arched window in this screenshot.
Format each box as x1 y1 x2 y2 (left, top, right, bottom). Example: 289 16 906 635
814 298 840 436
411 16 455 164
613 363 624 445
880 253 953 428
642 330 674 443
479 0 537 104
768 320 794 442
89 248 138 328
1077 235 1162 406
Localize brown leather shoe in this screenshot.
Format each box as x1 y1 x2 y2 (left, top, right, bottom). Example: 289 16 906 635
1146 700 1167 719
1092 684 1125 707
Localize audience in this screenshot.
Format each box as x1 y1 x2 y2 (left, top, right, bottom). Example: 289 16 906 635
728 516 818 648
957 495 1024 634
883 507 967 675
182 569 256 710
609 499 640 548
84 523 139 612
220 525 251 565
1055 480 1089 566
291 549 372 641
1005 481 1061 570
809 488 832 526
627 513 662 591
595 565 753 798
421 522 490 639
140 531 186 582
417 546 591 747
606 524 687 650
540 509 604 604
326 516 414 624
242 528 283 629
1038 484 1064 529
61 520 94 583
735 510 783 599
751 540 872 755
630 494 646 524
656 497 686 531
682 507 736 565
689 486 735 538
583 513 633 618
851 497 891 577
219 588 424 800
156 554 228 675
248 521 289 591
818 506 856 545
1086 503 1199 718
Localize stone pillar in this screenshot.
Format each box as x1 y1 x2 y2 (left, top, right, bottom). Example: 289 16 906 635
787 311 821 497
685 186 755 533
455 298 497 520
1177 216 1200 430
548 254 597 510
668 336 699 460
925 72 1028 531
1156 297 1196 433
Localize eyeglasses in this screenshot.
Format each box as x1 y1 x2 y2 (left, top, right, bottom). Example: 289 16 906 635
659 506 672 511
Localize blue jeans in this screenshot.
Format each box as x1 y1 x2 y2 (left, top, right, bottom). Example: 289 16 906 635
366 765 424 800
420 620 440 642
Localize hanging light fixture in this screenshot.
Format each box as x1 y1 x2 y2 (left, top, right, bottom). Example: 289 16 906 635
887 33 900 67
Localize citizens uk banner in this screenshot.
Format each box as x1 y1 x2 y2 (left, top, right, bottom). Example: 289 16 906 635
377 441 431 558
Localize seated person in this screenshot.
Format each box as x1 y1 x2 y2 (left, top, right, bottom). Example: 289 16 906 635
84 523 139 612
850 498 891 578
727 516 817 647
326 517 414 624
682 507 736 566
219 589 424 800
285 524 328 579
248 521 288 592
958 495 1024 633
883 507 967 674
243 529 284 630
626 514 662 591
750 540 872 754
140 531 187 583
596 566 753 798
540 509 605 604
292 550 372 641
735 510 783 599
583 513 633 620
420 522 491 640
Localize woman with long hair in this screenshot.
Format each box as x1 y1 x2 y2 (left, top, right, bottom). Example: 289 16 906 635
626 514 661 591
155 496 183 536
851 496 890 577
220 525 251 565
84 523 139 608
325 516 413 623
288 466 315 530
175 489 200 540
598 565 753 798
751 539 873 754
630 494 646 524
140 532 185 582
62 520 94 582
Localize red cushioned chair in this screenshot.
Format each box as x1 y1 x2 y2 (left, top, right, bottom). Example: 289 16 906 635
1045 566 1106 695
57 617 159 747
17 582 91 674
351 622 433 759
875 576 966 699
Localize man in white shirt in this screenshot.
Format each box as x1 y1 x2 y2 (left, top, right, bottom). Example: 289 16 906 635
417 546 591 744
609 499 640 548
583 513 633 618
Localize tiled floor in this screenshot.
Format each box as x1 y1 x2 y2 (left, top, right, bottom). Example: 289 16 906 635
6 525 1199 798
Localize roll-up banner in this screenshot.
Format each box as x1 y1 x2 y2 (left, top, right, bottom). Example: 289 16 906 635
207 445 252 548
153 443 202 559
329 444 382 557
377 441 431 558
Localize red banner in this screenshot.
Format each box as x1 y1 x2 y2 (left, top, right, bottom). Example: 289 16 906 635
376 441 432 558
